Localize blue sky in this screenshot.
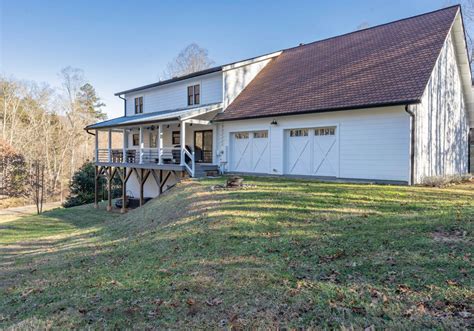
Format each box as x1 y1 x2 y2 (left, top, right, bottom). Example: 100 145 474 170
1 0 449 118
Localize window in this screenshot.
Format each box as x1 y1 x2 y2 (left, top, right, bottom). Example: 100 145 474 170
172 131 180 145
134 97 143 114
315 127 336 136
234 132 249 139
254 131 268 138
132 133 139 146
150 132 157 148
187 84 200 106
289 129 308 137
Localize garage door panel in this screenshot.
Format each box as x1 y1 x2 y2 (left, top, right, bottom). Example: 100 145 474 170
286 126 339 177
230 131 269 173
251 136 269 173
313 132 338 177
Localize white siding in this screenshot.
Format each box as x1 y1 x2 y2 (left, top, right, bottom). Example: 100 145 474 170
124 72 222 116
223 59 272 108
217 106 410 182
414 30 470 183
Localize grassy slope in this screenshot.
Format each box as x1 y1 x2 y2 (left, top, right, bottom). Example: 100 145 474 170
0 177 473 329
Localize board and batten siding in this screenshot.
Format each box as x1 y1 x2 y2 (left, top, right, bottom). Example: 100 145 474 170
223 58 273 108
413 30 470 183
216 106 411 182
124 72 223 116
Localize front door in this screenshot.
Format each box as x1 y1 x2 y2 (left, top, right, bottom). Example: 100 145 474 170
194 130 213 163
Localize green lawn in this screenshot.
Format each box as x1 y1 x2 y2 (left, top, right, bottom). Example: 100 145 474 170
0 177 473 329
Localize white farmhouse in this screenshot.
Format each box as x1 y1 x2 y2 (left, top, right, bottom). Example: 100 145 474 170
86 6 473 210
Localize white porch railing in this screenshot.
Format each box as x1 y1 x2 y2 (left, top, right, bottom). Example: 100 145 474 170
95 146 195 177
182 146 195 177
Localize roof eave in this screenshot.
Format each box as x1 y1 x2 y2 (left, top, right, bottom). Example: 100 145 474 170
213 100 421 122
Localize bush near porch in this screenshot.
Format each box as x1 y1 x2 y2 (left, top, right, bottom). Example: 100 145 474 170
0 177 472 329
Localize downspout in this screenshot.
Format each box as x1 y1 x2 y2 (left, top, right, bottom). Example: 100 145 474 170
469 128 472 173
118 94 127 116
405 104 416 185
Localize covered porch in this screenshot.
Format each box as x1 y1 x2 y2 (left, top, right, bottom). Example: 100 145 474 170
88 103 221 178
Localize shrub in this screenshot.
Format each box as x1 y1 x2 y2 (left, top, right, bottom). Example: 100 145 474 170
421 174 473 187
63 162 122 208
0 139 28 197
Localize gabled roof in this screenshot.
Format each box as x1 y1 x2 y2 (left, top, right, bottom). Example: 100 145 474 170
85 103 222 130
215 5 463 121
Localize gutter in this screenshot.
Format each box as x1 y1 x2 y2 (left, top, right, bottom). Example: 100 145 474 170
118 94 126 116
405 104 416 185
85 129 96 136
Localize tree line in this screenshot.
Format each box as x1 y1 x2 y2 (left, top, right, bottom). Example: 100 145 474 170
0 67 106 205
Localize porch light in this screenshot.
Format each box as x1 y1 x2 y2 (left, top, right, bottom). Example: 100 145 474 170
270 120 278 125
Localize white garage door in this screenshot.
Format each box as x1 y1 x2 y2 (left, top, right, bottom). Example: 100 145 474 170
286 126 339 177
230 130 270 173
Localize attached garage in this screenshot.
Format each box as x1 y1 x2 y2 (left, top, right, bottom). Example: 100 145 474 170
229 130 270 173
285 126 339 177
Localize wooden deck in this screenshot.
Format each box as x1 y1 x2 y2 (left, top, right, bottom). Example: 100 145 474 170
95 162 186 171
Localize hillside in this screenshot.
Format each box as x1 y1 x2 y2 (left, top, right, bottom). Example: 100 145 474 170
0 177 473 329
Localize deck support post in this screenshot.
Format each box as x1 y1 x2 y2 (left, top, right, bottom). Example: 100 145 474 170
94 165 99 208
120 167 127 213
159 169 163 194
106 166 112 211
139 168 144 206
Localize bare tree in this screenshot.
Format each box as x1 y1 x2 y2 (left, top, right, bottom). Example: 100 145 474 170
161 43 215 80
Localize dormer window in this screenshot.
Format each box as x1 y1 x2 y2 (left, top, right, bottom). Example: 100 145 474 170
134 96 143 114
187 84 200 106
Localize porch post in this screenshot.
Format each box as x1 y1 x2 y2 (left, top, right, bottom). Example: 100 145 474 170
95 130 99 162
122 129 127 163
139 126 144 164
180 121 185 165
107 129 112 162
94 166 99 208
157 124 162 165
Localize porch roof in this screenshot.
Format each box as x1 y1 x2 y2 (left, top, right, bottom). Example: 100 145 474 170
85 102 222 130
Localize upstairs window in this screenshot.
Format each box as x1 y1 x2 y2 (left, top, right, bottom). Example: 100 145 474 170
187 84 200 106
134 96 143 114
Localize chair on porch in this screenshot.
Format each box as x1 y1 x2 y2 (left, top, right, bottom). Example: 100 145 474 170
126 150 137 163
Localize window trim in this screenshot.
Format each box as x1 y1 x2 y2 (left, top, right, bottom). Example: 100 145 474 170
289 129 309 137
132 133 140 146
234 132 249 139
187 83 201 106
134 96 143 114
253 130 268 139
172 131 181 145
315 126 336 136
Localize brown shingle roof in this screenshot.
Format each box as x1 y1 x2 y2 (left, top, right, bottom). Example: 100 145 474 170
215 6 460 121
